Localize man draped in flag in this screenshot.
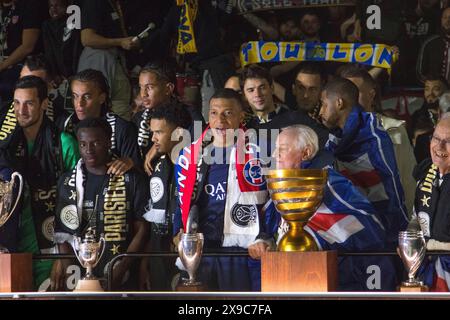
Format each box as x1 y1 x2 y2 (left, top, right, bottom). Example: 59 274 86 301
414 115 450 291
250 125 397 291
319 77 408 247
173 88 269 291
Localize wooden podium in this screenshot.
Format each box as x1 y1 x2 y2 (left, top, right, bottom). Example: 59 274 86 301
0 253 33 292
261 251 338 292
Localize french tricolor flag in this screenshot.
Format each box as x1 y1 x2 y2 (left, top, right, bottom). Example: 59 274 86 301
338 153 389 202
433 257 450 292
307 204 365 245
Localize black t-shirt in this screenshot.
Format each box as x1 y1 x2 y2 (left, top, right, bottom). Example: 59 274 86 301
42 16 82 78
82 172 107 231
81 0 125 38
0 0 47 56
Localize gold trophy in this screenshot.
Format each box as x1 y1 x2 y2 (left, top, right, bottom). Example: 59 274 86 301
0 172 24 253
72 227 106 291
267 169 327 251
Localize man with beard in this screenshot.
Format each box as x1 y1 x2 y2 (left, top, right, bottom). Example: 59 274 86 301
0 76 79 290
0 55 69 145
319 77 408 246
417 7 450 83
411 75 448 163
52 118 149 290
340 65 417 217
299 11 321 42
64 69 141 175
173 88 269 291
139 103 192 291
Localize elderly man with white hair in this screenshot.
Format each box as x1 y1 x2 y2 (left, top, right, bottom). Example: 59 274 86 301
248 125 399 291
413 114 450 291
415 92 450 163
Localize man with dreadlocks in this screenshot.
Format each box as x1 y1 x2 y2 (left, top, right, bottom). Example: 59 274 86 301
63 69 142 175
0 75 79 290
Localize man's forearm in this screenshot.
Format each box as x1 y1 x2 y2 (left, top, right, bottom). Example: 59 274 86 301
81 29 122 49
1 29 39 71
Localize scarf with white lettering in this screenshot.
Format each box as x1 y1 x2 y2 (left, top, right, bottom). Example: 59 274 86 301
176 126 267 248
0 115 63 252
135 108 152 157
54 159 130 276
414 163 440 239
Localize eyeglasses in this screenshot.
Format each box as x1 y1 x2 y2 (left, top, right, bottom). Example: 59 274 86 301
431 135 450 147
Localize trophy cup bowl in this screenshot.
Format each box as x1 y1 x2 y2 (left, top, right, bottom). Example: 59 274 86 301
267 169 327 251
72 228 106 291
178 232 204 287
398 230 426 287
0 172 24 253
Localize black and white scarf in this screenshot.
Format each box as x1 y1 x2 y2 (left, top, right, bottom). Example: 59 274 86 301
143 155 174 235
55 159 131 276
0 115 63 252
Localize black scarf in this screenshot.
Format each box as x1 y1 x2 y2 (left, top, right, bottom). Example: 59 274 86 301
0 115 63 251
143 155 174 235
414 162 450 242
56 160 132 277
133 108 152 157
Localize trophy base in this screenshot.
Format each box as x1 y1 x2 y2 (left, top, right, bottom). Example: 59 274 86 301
398 282 429 292
74 279 104 292
176 281 206 292
261 250 338 292
0 253 32 292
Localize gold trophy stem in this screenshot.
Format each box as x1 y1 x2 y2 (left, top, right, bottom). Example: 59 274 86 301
278 221 318 252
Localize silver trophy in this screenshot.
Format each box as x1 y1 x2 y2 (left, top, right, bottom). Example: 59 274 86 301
72 227 106 291
398 230 426 287
178 232 204 286
0 172 24 253
177 205 204 288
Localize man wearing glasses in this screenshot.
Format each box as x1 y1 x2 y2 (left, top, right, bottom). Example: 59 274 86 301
413 114 450 291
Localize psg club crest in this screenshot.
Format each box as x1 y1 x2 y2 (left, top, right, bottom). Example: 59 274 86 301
243 159 264 186
231 204 257 227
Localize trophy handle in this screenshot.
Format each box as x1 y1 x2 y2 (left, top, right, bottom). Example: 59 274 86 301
2 172 24 226
177 230 184 254
72 237 83 266
98 235 106 265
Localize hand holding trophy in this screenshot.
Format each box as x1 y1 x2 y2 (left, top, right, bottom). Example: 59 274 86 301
72 227 106 291
0 172 24 253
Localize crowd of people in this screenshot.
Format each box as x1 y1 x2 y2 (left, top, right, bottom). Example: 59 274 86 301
1 0 450 292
